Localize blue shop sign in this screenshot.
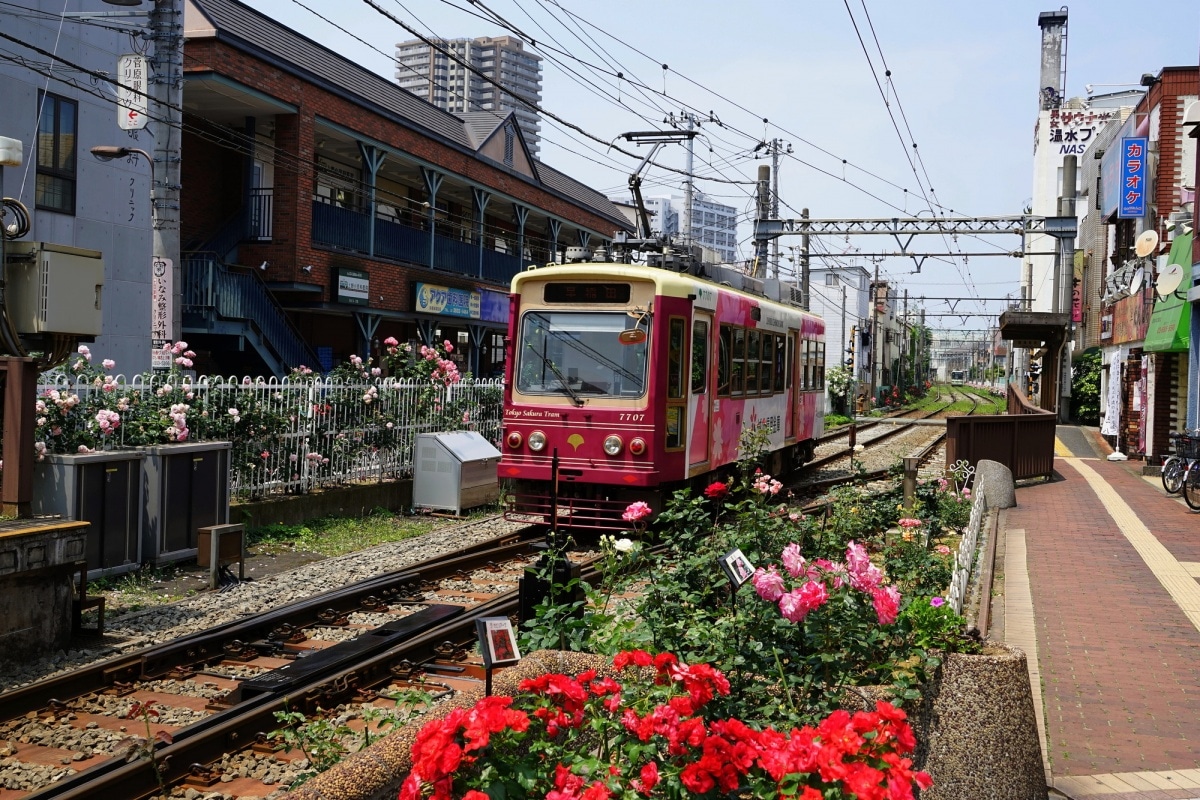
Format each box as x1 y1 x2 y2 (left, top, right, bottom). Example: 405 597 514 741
415 283 480 319
1118 137 1147 218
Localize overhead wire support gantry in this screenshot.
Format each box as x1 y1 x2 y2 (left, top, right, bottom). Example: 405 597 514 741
753 215 1059 272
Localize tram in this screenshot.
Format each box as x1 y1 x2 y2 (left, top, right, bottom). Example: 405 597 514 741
500 260 825 531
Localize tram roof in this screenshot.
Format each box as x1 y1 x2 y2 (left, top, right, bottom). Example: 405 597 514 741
511 263 819 319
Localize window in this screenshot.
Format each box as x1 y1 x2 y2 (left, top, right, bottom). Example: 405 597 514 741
667 318 685 399
36 92 77 214
774 335 787 391
825 273 840 286
760 333 774 394
745 330 760 396
731 327 746 396
717 325 732 395
691 320 708 394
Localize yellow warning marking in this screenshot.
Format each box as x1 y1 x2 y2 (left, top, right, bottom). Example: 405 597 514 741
1056 768 1200 796
1064 457 1200 633
1054 437 1072 457
1182 562 1200 578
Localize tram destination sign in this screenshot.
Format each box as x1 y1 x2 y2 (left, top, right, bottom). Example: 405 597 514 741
543 283 630 303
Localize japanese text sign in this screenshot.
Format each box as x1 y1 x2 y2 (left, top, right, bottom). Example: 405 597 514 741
117 54 148 131
1119 137 1147 218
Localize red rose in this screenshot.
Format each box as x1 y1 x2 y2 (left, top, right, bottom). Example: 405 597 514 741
704 481 729 500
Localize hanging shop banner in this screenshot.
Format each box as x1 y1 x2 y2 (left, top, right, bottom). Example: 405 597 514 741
1072 249 1084 323
1118 137 1147 218
117 54 148 131
151 256 173 369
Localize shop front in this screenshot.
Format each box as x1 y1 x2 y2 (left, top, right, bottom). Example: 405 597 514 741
412 282 510 378
1143 233 1192 461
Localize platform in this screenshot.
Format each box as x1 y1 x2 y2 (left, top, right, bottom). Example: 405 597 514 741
999 425 1200 800
0 518 91 662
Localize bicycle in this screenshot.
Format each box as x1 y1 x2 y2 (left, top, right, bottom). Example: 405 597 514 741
1160 431 1196 494
1164 431 1200 510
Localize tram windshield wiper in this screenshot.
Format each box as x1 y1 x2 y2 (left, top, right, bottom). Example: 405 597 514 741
527 344 584 406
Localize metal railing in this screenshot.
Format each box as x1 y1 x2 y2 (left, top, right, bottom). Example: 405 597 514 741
182 253 321 373
944 382 1056 481
311 201 522 285
37 374 504 500
248 188 273 241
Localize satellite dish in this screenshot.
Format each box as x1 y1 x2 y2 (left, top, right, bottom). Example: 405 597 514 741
1135 230 1160 258
1128 266 1145 295
1156 262 1184 297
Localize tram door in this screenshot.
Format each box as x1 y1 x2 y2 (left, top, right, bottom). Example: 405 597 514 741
688 314 712 475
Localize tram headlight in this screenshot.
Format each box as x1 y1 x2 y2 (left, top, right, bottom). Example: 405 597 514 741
603 435 623 456
629 437 646 456
506 431 523 449
528 430 547 452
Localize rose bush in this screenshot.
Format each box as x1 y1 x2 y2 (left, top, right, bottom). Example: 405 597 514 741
399 650 931 800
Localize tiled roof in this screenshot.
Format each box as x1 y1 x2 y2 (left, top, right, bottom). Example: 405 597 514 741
187 0 630 231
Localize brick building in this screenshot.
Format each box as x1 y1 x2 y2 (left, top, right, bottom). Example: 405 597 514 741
181 0 630 377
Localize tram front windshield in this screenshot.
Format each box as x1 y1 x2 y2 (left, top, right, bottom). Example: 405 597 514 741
516 311 649 398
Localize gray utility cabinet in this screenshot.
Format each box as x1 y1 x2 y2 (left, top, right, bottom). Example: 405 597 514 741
32 451 145 578
141 441 232 565
413 431 501 515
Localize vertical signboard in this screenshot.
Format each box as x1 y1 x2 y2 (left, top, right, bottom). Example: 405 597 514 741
1071 249 1084 323
151 256 173 368
117 54 149 131
1118 137 1147 218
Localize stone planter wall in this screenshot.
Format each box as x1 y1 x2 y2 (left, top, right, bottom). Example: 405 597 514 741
915 642 1047 800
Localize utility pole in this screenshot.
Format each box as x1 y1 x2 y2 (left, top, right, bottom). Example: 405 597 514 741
151 0 184 344
869 259 880 405
682 114 695 247
800 208 810 310
901 289 908 394
754 165 771 275
770 142 780 278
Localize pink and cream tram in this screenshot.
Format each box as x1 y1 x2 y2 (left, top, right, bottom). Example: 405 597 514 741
500 262 825 530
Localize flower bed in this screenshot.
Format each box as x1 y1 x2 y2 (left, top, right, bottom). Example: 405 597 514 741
33 340 502 500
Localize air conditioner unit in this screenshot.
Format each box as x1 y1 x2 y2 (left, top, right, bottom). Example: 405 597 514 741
3 241 104 336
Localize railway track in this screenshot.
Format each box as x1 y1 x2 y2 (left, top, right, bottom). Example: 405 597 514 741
790 387 987 499
0 527 606 800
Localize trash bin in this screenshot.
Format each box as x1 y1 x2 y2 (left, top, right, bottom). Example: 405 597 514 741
412 431 501 515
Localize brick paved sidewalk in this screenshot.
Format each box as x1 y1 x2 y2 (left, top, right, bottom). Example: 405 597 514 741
1002 429 1200 800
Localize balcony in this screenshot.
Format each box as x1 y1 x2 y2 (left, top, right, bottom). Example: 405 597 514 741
311 201 521 286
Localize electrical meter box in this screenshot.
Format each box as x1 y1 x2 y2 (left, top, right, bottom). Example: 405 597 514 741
413 431 501 515
4 241 104 336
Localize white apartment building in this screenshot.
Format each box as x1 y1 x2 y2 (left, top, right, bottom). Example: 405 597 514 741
640 192 738 262
807 264 871 411
396 36 542 156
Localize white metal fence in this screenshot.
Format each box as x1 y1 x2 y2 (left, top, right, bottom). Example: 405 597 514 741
36 374 505 500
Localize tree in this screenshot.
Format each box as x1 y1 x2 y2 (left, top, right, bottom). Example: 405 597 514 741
1069 350 1102 425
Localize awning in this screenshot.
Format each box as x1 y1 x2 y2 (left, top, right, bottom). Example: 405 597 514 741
1143 232 1193 353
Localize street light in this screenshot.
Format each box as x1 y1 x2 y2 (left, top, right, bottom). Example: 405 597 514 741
90 145 152 173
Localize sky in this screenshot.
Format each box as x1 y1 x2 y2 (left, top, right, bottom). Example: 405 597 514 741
238 0 1199 330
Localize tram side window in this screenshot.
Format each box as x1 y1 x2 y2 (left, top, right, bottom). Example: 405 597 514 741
731 327 746 396
668 318 685 399
745 330 760 397
692 320 708 394
800 339 810 389
815 342 826 389
774 334 786 392
717 325 732 395
786 335 794 389
760 333 774 394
